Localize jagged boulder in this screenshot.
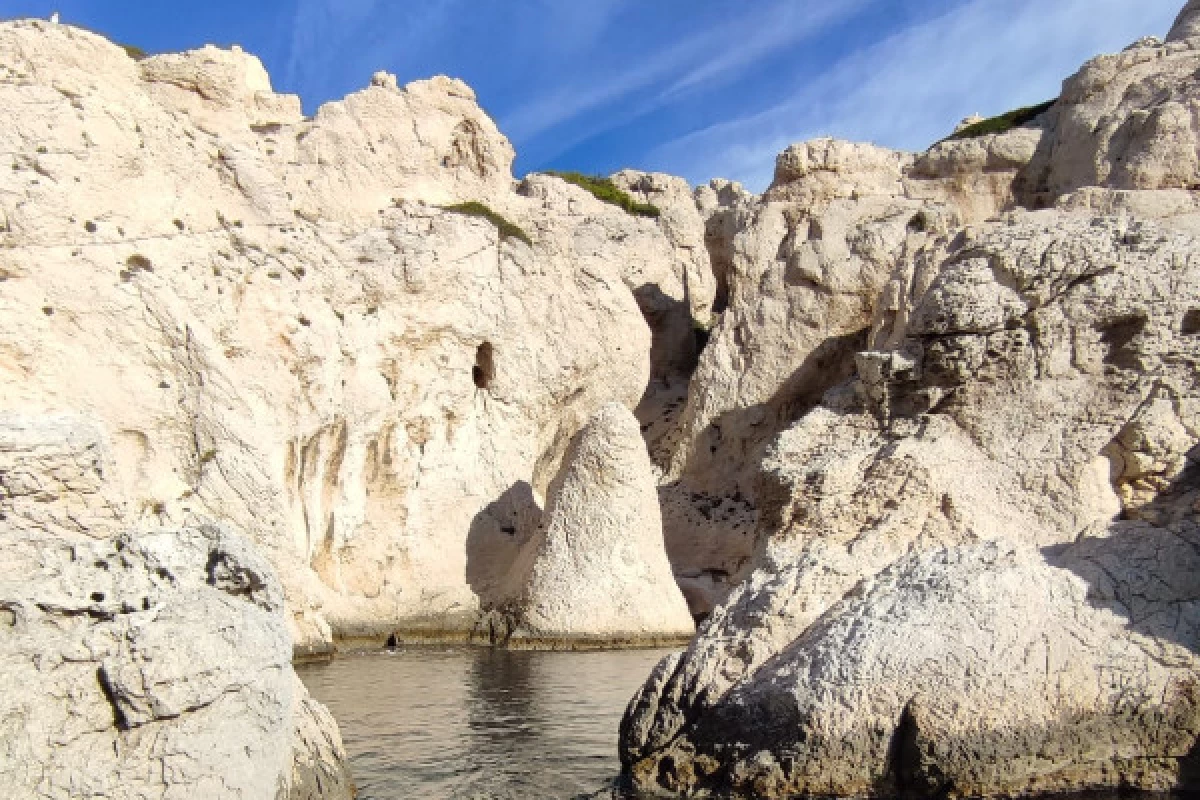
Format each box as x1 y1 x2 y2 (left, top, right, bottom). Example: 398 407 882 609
1020 24 1200 204
479 403 694 647
0 524 353 799
624 539 1199 798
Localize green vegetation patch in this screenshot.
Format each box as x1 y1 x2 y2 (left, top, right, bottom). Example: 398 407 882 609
543 171 661 218
120 43 149 61
948 99 1056 141
441 202 532 246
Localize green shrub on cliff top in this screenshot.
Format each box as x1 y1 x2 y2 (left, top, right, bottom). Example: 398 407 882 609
948 99 1056 141
120 43 148 61
542 171 661 218
441 202 532 246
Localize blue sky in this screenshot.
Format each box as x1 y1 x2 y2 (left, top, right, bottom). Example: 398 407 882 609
3 1 1185 190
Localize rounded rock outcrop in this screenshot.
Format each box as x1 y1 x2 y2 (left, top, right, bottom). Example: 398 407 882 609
1169 0 1200 41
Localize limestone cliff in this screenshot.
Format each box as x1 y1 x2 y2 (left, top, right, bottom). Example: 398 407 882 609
0 19 701 658
622 10 1200 797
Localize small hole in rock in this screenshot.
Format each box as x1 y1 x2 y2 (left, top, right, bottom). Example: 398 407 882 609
90 592 105 603
125 253 153 271
385 633 399 649
1183 309 1200 335
473 342 495 390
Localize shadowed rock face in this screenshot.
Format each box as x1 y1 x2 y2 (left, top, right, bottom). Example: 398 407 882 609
620 9 1200 797
1170 0 1200 41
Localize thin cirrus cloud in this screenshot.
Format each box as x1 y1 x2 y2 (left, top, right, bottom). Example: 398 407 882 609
499 1 869 145
281 0 872 175
279 0 1181 188
649 0 1183 191
284 0 634 113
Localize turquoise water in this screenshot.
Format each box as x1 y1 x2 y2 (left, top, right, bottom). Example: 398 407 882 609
297 646 676 799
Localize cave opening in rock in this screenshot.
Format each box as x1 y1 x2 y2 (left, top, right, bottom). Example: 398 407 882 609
1098 313 1148 368
473 342 496 390
1183 309 1200 335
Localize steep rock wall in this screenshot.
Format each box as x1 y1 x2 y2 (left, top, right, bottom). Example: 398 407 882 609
0 20 699 654
622 12 1200 797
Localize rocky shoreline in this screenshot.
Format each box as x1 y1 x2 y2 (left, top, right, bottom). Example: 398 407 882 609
1 3 1199 798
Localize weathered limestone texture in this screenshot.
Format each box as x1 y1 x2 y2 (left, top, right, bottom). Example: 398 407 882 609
0 523 353 799
622 11 1200 797
655 140 962 617
0 20 699 654
623 208 1200 799
476 404 694 648
1020 13 1200 206
643 0 1200 620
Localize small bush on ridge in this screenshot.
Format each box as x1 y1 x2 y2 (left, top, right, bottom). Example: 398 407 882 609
542 171 661 218
948 99 1056 141
441 202 532 246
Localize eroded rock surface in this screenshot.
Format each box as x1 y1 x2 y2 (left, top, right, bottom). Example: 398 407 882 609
0 19 704 654
656 140 963 616
0 524 352 799
644 0 1200 621
622 13 1200 798
623 207 1200 800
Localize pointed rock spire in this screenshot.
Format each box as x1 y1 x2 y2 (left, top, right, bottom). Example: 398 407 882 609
1167 0 1200 41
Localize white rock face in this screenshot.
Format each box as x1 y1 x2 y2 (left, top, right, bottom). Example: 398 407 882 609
1022 24 1200 202
0 523 352 799
622 207 1200 798
0 20 704 654
642 21 1200 622
479 404 694 646
656 140 961 616
622 12 1200 797
912 121 1047 221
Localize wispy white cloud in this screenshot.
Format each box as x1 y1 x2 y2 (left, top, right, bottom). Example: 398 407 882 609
499 0 869 144
285 0 460 103
649 0 1183 191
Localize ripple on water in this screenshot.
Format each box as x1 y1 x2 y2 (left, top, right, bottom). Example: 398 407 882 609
297 646 678 800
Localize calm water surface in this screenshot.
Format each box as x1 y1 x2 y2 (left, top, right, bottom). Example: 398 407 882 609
297 646 677 800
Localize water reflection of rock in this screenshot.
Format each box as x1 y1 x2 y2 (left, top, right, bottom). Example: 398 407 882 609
298 648 675 797
466 648 538 742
